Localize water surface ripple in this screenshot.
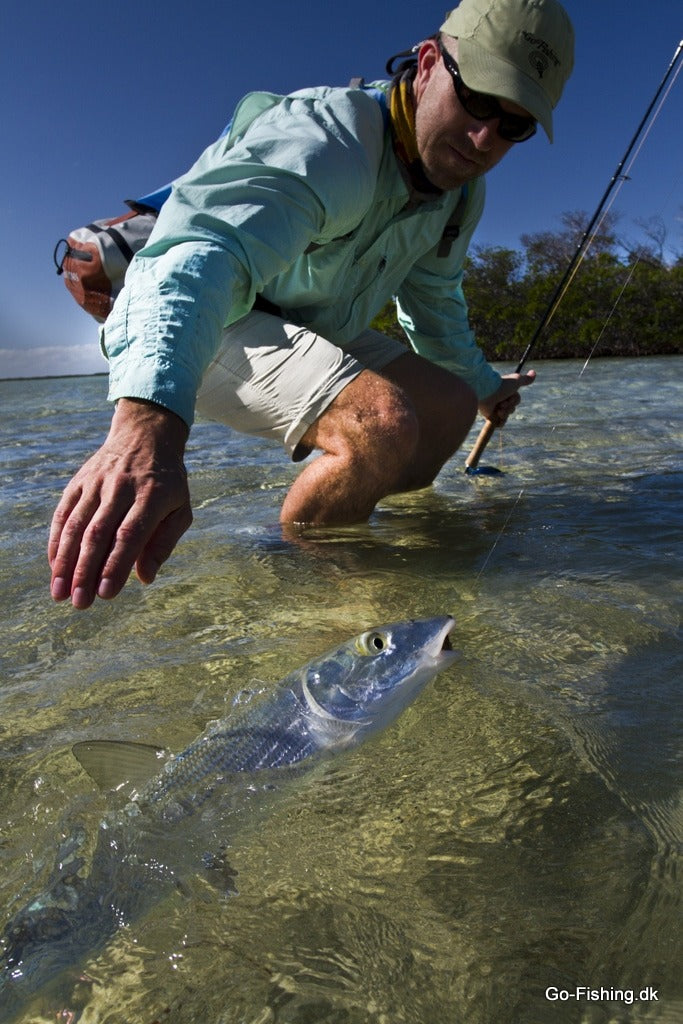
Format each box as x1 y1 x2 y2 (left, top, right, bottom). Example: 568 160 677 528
0 358 680 1023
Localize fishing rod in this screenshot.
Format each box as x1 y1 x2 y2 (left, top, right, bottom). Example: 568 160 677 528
465 38 683 475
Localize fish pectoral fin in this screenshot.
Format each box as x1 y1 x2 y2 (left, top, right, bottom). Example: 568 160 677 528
72 740 168 797
307 714 368 749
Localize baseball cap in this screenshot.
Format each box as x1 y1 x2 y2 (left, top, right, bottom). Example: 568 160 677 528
440 0 575 141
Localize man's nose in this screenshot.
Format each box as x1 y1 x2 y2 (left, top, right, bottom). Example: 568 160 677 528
467 119 497 150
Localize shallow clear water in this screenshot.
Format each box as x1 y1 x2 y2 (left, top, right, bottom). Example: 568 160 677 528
0 358 681 1023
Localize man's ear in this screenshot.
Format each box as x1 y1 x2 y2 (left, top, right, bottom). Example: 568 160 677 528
414 38 441 102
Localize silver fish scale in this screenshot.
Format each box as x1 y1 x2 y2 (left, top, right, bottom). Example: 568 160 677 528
138 684 316 811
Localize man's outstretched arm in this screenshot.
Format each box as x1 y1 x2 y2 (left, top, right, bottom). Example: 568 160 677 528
49 399 193 610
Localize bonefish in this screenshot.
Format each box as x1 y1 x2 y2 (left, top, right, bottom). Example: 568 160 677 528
0 616 456 1019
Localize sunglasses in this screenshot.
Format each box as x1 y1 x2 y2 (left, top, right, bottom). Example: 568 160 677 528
438 40 537 143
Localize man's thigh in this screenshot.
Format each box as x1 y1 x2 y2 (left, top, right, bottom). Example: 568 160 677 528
380 351 478 484
196 311 407 459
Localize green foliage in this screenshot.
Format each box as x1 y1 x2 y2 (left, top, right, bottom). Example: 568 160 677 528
370 301 406 342
370 210 683 359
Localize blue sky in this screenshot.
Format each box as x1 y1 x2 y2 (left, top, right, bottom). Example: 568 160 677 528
1 0 681 377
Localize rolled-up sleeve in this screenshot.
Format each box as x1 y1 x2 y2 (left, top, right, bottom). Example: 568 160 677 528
103 240 252 426
396 176 501 401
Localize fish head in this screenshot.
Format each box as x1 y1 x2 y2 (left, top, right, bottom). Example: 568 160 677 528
298 616 458 750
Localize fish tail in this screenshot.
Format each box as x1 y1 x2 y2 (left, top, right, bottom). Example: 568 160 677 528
0 827 115 1017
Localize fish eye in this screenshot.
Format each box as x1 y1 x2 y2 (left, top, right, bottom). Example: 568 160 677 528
355 630 390 656
367 631 387 652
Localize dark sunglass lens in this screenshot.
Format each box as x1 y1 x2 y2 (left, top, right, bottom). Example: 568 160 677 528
462 90 535 141
457 85 498 121
499 117 537 142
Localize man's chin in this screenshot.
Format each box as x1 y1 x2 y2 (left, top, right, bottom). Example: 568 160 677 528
422 165 472 191
420 148 482 191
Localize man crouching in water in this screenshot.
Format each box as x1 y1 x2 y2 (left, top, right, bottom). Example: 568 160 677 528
49 0 575 608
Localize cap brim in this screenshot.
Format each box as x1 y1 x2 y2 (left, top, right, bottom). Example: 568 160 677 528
457 37 554 141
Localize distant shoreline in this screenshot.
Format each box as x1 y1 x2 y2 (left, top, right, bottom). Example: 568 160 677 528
0 372 108 383
0 354 679 386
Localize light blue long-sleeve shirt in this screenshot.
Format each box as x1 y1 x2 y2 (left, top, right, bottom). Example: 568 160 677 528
102 83 501 427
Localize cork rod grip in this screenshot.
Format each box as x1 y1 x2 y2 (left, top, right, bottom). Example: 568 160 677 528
464 419 496 471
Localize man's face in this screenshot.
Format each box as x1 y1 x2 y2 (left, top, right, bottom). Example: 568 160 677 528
413 37 530 191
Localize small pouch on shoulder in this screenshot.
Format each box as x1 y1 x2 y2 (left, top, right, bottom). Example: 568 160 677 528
54 206 158 323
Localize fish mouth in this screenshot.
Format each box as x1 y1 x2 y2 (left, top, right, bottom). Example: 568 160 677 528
428 616 458 662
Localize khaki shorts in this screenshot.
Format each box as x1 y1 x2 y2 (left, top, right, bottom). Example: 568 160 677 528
196 310 408 460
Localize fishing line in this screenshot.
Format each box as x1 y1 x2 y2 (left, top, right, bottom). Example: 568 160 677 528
578 161 683 371
622 56 683 171
579 263 639 376
475 488 525 579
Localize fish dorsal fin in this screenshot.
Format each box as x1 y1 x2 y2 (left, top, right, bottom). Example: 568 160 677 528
72 740 168 798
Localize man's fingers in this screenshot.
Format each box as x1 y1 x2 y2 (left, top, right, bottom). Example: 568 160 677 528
49 489 107 605
82 506 154 603
52 495 133 608
50 484 191 608
135 504 194 585
490 395 519 428
482 369 537 426
50 483 193 606
48 485 85 570
74 487 191 602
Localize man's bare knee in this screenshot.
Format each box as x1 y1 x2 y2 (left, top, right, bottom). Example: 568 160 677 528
281 374 421 525
303 371 419 484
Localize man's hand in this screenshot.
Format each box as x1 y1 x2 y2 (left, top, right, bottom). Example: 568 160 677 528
49 399 193 610
478 369 536 427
